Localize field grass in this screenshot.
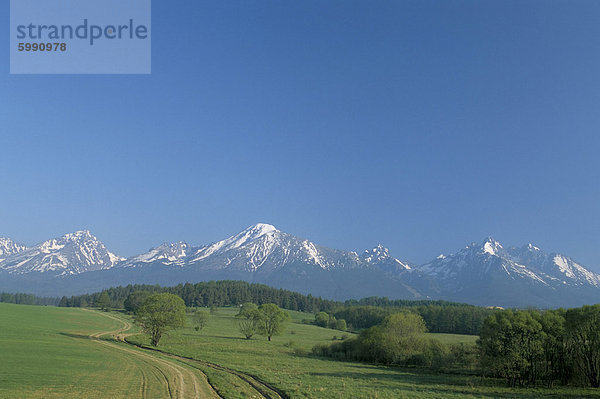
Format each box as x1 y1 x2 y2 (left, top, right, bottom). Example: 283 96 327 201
3 303 600 398
127 307 600 399
0 303 215 399
425 332 478 344
0 303 140 398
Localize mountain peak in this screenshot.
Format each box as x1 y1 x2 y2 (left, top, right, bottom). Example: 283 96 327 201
0 229 122 275
62 230 94 241
525 243 541 252
361 244 411 271
243 223 278 236
482 237 503 256
362 244 391 261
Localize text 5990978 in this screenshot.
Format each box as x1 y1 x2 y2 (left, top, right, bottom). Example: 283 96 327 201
18 43 67 52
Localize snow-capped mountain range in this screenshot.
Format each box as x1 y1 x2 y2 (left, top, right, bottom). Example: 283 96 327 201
0 224 598 307
413 237 600 306
0 230 123 275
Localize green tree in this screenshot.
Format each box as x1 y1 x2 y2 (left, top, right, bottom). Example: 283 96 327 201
335 319 347 331
236 303 261 339
478 310 544 387
191 310 210 332
135 293 186 346
124 291 151 313
315 312 329 328
258 303 290 341
58 296 68 307
96 291 111 311
312 311 446 367
327 315 338 329
367 312 430 365
538 309 572 387
566 305 600 387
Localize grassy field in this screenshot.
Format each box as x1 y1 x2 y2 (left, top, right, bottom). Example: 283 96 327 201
128 307 600 399
3 303 600 398
425 332 478 344
0 303 215 399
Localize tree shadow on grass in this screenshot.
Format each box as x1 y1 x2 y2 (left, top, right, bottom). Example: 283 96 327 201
59 332 90 340
181 333 248 341
59 332 116 342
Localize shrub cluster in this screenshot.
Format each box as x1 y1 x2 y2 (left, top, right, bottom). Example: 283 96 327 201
312 313 473 369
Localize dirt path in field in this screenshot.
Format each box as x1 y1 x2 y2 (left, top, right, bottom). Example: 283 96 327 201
178 356 286 399
123 339 287 399
88 310 286 399
89 311 219 399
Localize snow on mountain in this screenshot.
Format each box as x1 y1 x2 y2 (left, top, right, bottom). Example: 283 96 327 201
0 238 27 262
119 241 191 268
482 237 505 256
191 223 280 265
361 244 411 272
188 223 351 272
0 230 123 275
119 224 412 276
418 237 600 290
505 244 600 287
2 225 600 307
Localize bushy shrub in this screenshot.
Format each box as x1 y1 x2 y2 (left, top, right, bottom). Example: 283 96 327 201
312 312 448 368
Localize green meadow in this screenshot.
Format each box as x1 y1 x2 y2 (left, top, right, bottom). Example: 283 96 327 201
0 303 141 398
2 303 600 398
0 303 213 399
128 307 600 399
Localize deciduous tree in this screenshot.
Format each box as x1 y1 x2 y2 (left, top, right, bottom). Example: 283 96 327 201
96 291 111 311
258 303 290 341
236 303 261 339
135 293 186 346
566 305 600 387
192 310 210 332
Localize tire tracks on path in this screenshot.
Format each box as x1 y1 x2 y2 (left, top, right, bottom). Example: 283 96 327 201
89 310 287 399
88 310 219 399
123 338 288 399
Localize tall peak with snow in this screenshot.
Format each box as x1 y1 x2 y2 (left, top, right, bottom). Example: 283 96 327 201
482 237 504 256
120 241 191 267
525 243 541 252
64 230 93 239
361 244 411 271
242 223 278 236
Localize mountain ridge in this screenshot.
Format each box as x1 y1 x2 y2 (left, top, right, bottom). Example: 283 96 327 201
0 225 598 307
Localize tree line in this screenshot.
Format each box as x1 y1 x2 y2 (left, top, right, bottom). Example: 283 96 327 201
333 304 493 334
57 281 493 335
0 292 58 306
315 305 600 389
58 281 338 313
479 306 600 388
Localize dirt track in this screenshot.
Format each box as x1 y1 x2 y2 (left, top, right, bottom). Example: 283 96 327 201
90 310 287 399
90 311 219 399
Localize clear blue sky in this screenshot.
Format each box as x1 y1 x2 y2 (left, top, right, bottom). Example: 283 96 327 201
1 1 599 270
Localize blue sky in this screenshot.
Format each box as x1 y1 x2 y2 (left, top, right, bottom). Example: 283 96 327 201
1 1 599 269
